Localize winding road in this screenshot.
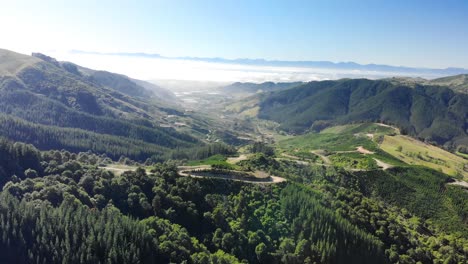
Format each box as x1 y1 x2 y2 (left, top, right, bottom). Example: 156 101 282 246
177 165 286 184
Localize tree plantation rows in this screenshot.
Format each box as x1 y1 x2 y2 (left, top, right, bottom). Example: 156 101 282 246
0 89 197 147
0 115 235 161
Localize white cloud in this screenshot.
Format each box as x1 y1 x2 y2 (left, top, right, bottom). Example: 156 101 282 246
44 50 436 83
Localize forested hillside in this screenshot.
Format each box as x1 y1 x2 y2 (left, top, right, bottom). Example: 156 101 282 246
0 139 465 263
0 49 205 160
0 49 180 122
250 79 468 149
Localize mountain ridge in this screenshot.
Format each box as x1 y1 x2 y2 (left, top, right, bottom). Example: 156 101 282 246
386 74 468 94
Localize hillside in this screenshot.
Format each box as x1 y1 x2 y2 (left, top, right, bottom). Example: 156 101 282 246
0 49 199 160
429 74 468 94
0 49 177 120
386 74 468 94
31 52 177 101
381 134 468 178
230 79 468 149
0 49 41 76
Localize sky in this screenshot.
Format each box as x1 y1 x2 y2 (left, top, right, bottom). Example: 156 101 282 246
1 0 468 82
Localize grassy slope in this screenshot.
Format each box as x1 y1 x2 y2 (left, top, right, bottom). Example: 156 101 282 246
381 135 468 179
456 151 468 159
277 123 465 172
429 74 468 94
321 123 396 135
0 49 41 76
278 132 378 152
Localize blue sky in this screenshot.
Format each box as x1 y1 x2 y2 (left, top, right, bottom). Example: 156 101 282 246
2 0 468 69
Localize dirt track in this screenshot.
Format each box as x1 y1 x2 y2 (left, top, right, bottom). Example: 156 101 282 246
448 179 468 188
373 158 393 170
177 166 286 184
102 164 151 175
357 146 375 154
310 150 331 164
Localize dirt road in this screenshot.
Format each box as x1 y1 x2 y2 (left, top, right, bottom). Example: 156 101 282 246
310 150 331 164
373 158 393 170
448 179 468 188
357 146 375 154
102 164 151 175
177 166 286 184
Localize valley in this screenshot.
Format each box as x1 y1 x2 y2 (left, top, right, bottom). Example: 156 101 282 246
0 49 466 264
2 2 468 263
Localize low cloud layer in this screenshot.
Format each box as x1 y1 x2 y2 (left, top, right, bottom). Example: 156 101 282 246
47 51 467 84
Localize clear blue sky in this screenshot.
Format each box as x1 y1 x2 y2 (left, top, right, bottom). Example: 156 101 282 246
2 0 468 68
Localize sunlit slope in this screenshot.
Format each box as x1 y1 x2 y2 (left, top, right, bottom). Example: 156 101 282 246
0 49 41 76
429 74 468 94
275 123 467 175
381 135 468 179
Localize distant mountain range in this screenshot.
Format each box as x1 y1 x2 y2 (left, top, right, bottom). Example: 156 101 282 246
71 50 468 78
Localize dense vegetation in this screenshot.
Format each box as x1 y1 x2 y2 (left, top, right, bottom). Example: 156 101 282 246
0 89 197 146
356 167 468 235
0 138 465 263
0 138 42 185
240 154 468 263
0 141 386 263
253 79 468 149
